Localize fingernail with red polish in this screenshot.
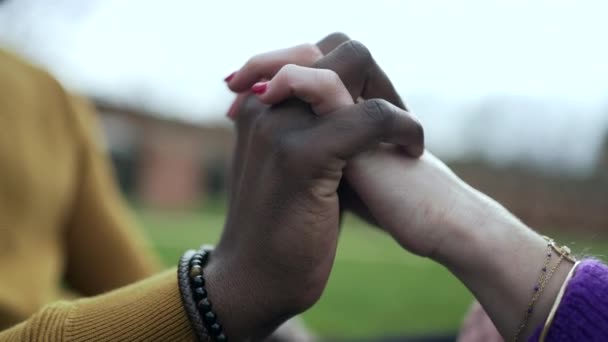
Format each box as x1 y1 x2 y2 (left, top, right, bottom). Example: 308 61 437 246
224 71 236 83
251 82 268 95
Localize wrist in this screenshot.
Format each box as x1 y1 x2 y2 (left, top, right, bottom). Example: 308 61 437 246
430 183 519 268
430 185 574 339
203 248 301 341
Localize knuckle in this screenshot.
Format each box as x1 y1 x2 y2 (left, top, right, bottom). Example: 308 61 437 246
363 98 395 127
252 113 313 170
326 32 351 42
281 63 299 75
316 70 346 101
344 40 372 62
278 64 300 88
274 135 307 171
296 43 323 61
317 32 351 54
316 69 341 87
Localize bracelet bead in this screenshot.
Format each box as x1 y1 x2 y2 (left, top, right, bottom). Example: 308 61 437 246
181 248 227 341
198 298 213 312
209 323 222 335
204 311 217 325
192 275 205 287
193 287 207 300
190 265 203 278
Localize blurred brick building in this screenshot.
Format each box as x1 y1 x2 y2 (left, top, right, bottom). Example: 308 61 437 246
95 100 233 209
94 98 607 233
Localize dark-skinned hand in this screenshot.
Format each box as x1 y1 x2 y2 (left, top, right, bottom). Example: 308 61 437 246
226 33 417 226
205 34 424 341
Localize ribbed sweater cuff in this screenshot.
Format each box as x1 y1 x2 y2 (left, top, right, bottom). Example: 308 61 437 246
0 269 195 341
64 268 195 341
529 259 608 341
15 302 72 341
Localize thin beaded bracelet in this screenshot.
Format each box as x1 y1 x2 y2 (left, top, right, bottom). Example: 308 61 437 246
513 236 576 341
178 247 227 342
189 249 227 341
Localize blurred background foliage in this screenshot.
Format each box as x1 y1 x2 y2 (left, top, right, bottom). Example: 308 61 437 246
136 203 608 338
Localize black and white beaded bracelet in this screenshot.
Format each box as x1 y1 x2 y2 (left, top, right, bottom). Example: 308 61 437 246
178 248 227 342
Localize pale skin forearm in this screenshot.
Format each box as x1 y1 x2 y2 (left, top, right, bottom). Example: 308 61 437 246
348 151 573 339
432 182 573 340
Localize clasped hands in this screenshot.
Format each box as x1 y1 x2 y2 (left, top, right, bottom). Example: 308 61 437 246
205 33 503 340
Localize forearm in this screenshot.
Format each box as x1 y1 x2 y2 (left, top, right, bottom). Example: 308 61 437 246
433 185 573 340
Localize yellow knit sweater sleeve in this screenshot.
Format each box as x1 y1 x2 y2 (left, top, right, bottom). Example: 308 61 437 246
0 49 196 341
0 269 196 341
63 95 163 296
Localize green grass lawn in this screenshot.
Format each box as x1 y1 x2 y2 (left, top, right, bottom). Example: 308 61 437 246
136 205 608 338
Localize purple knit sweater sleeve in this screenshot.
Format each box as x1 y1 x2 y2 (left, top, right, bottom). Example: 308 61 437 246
529 259 608 341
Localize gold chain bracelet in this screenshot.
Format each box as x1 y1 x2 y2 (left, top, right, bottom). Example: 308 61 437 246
513 236 576 341
539 260 581 341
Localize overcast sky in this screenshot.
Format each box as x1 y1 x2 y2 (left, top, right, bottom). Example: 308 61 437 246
1 0 607 175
